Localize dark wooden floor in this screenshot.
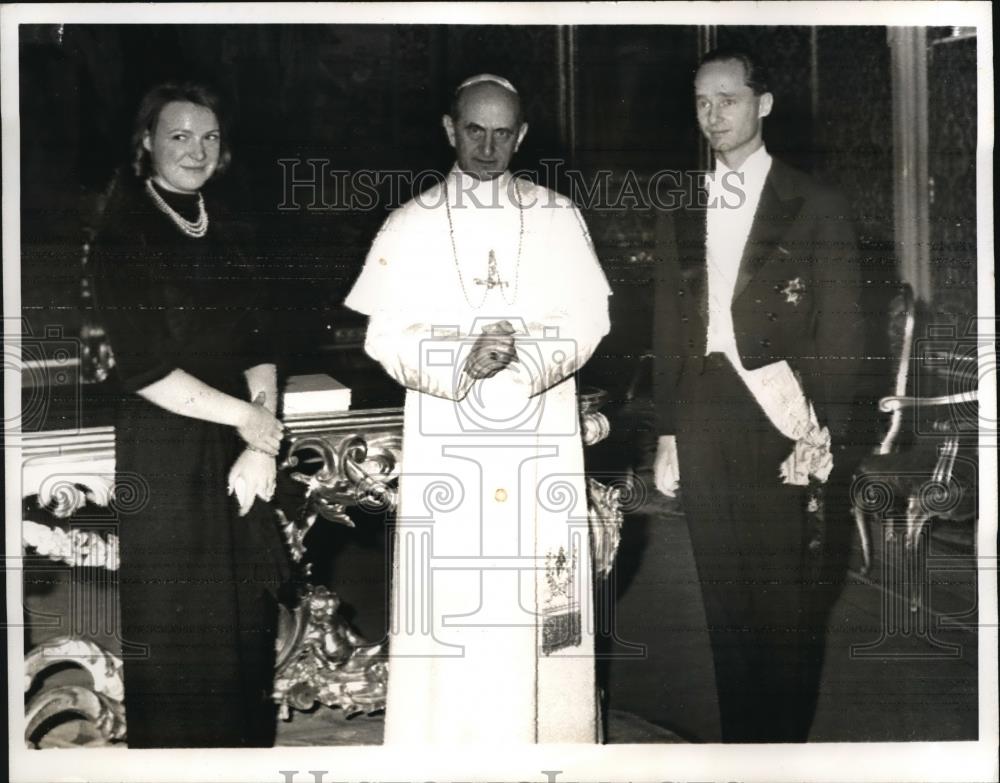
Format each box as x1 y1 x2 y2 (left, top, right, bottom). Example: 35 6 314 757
275 708 683 746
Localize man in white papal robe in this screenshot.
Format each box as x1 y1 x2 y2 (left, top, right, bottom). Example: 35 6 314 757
344 74 611 744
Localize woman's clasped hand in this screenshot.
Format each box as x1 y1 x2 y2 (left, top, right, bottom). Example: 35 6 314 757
236 391 285 456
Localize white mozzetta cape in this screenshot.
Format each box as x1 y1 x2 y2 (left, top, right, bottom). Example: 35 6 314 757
345 167 611 744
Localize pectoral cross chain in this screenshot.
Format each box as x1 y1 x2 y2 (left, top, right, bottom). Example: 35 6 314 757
473 250 508 290
445 177 524 308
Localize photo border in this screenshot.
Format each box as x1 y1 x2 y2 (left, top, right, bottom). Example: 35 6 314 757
3 3 995 782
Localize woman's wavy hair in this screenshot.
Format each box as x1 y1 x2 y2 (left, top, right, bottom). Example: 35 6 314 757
130 81 232 178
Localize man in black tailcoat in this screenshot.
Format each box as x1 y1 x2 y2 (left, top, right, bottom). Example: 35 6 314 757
651 46 866 742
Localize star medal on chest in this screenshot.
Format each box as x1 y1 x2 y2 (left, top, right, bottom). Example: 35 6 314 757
780 276 806 306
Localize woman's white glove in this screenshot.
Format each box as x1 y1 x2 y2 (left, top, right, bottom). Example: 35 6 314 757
227 448 277 516
654 435 680 498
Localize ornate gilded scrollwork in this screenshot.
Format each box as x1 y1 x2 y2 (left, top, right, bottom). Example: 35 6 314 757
272 413 402 718
579 386 612 446
272 586 387 719
580 387 621 577
22 520 119 570
587 478 625 579
24 637 126 748
283 431 402 530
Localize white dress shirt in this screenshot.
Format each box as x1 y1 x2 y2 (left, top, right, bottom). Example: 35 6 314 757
705 144 773 356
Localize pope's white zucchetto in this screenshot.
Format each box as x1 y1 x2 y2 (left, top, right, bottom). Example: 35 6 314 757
455 73 519 95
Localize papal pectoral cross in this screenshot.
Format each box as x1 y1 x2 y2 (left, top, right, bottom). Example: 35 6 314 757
473 250 509 291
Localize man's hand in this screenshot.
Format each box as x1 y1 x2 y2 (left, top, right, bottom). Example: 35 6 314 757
654 435 680 497
464 320 518 380
227 448 277 516
236 391 284 456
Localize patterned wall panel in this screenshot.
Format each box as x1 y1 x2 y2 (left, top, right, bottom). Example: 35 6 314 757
813 27 897 401
926 33 977 322
570 27 699 392
814 28 895 252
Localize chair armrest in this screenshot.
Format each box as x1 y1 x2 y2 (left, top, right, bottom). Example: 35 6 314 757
879 390 978 413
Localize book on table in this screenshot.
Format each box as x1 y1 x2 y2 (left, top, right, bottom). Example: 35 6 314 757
282 373 351 417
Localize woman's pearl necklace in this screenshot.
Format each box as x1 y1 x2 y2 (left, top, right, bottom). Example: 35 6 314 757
144 178 209 238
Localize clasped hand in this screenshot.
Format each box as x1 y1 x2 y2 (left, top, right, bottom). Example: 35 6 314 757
228 448 276 516
236 392 284 455
654 435 681 497
464 320 518 380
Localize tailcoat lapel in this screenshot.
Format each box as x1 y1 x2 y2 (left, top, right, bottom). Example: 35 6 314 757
732 164 805 303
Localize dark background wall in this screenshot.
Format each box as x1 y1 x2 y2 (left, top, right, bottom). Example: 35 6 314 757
19 23 902 402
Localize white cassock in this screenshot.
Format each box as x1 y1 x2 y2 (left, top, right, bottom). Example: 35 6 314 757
345 166 611 744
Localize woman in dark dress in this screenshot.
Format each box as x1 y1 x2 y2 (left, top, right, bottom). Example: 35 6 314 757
90 82 288 748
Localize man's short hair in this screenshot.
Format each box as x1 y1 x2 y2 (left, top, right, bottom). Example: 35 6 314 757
698 46 770 95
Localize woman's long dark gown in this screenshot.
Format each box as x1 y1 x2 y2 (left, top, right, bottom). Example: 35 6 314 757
90 176 289 748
